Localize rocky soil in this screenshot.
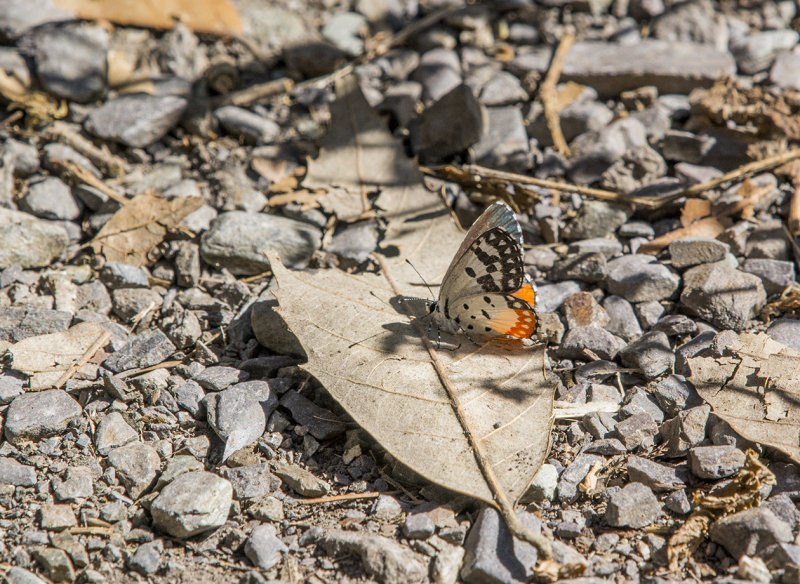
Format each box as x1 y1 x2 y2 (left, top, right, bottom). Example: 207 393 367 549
1 0 800 583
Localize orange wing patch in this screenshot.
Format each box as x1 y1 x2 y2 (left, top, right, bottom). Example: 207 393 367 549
487 309 536 339
511 283 536 306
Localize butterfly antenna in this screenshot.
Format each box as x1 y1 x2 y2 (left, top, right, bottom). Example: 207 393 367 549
405 259 436 303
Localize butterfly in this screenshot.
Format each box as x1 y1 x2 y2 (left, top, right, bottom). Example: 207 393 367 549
429 201 537 340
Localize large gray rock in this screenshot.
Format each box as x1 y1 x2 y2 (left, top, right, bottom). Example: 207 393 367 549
681 263 766 330
200 211 321 275
151 471 232 538
85 94 188 147
4 390 82 445
0 209 69 268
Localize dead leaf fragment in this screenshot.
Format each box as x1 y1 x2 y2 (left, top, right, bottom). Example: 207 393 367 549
5 322 110 390
639 216 731 254
687 332 800 462
668 450 774 572
90 193 203 266
52 0 242 35
303 75 424 222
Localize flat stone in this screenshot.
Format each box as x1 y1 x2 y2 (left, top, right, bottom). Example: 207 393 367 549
32 24 107 103
413 48 462 102
460 507 542 583
106 443 161 498
535 281 583 313
200 211 321 274
151 471 232 538
85 94 188 148
668 237 730 269
558 326 626 360
583 438 627 455
619 330 674 379
170 380 206 418
403 512 436 539
32 547 75 583
627 456 687 491
214 106 280 143
102 329 176 373
0 306 73 343
322 11 366 56
479 71 528 106
302 526 427 584
614 413 658 451
652 374 701 417
245 524 288 570
568 238 623 259
410 84 485 162
0 0 74 40
563 201 630 239
39 504 77 530
0 373 24 404
5 567 49 584
681 263 766 330
510 40 735 96
550 253 607 283
280 390 345 440
661 404 711 457
710 507 793 558
731 30 799 75
372 494 404 520
771 51 800 90
225 463 274 500
20 177 81 221
110 287 162 322
689 445 746 479
525 464 559 502
472 105 529 168
602 295 642 341
274 463 329 497
621 386 665 424
194 366 249 391
741 259 796 295
155 455 204 490
5 390 82 445
52 466 93 501
0 208 69 269
562 292 610 329
665 489 692 514
0 457 37 486
606 255 680 302
128 540 162 575
659 130 716 162
94 411 138 455
205 384 268 462
767 319 800 351
654 314 698 336
605 482 661 528
99 262 150 289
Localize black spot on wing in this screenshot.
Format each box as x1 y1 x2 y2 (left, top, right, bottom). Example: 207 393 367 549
465 266 476 277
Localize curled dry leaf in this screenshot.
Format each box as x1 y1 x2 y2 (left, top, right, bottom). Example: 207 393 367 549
270 75 555 558
90 192 204 266
668 450 774 572
687 332 800 462
5 322 110 390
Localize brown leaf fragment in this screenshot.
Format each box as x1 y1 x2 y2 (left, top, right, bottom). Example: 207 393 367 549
639 216 731 254
90 192 204 266
51 0 242 35
5 322 110 390
687 332 800 462
762 285 800 321
303 75 424 222
680 198 711 227
668 450 775 573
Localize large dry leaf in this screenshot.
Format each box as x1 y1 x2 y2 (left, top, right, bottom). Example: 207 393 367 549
52 0 242 35
269 77 555 557
303 76 423 222
5 322 110 390
90 193 203 266
687 332 800 462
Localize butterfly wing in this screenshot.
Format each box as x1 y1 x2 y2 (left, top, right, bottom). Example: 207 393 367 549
447 291 537 339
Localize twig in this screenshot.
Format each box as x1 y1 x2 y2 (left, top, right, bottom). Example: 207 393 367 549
539 33 575 157
0 110 23 130
298 491 381 505
374 254 553 560
69 527 114 536
116 359 184 380
211 77 294 108
53 331 111 390
44 121 127 177
50 159 128 205
652 148 800 208
789 180 800 236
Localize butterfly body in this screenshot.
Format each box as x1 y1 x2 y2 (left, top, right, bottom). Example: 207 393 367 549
431 202 537 340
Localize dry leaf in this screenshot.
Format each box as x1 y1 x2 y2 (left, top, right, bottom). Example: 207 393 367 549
639 216 731 255
680 198 711 227
90 193 203 266
762 285 800 321
668 450 774 572
269 75 555 557
303 76 423 222
52 0 242 35
268 190 325 210
5 322 110 390
687 332 800 462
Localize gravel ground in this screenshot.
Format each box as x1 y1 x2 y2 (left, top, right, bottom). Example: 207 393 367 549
1 0 800 583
